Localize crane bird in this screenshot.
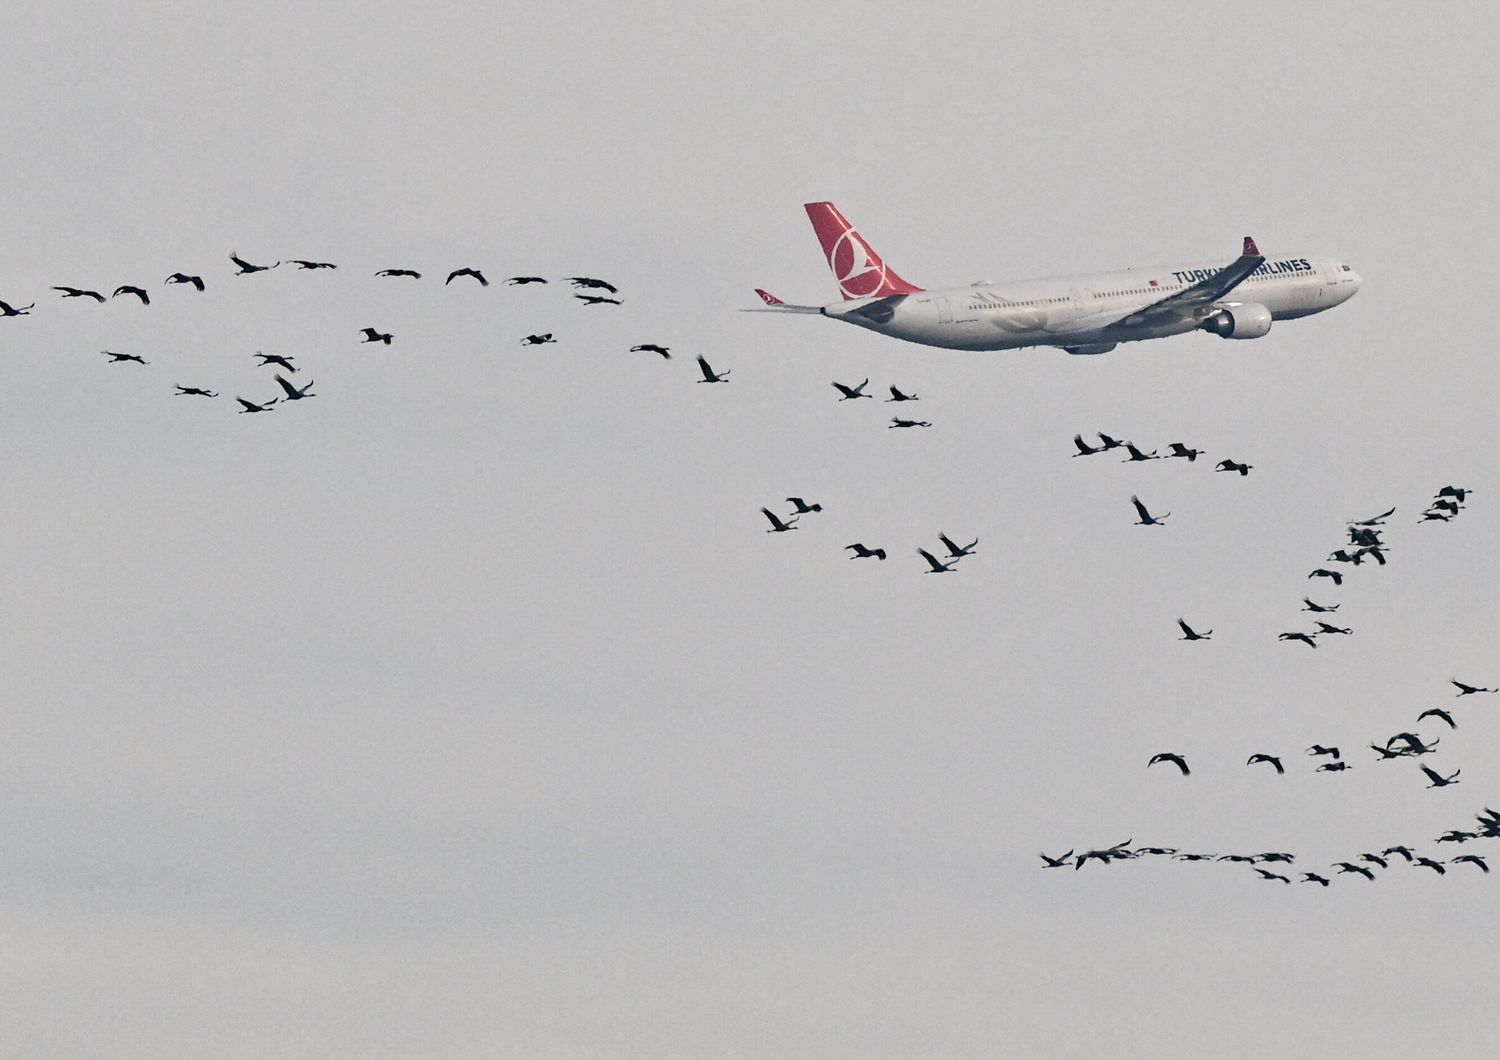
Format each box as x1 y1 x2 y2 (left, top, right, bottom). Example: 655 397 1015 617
566 276 618 293
360 328 393 345
1215 459 1252 476
236 396 277 413
1418 707 1457 729
254 352 297 372
575 294 621 306
787 497 822 514
939 533 977 558
1279 631 1317 648
1413 857 1447 874
1071 434 1104 456
1147 752 1190 776
1254 868 1291 884
845 543 886 560
1308 568 1343 586
287 259 336 269
630 344 670 358
1437 486 1472 502
1246 754 1284 774
111 285 150 304
1039 851 1073 868
521 334 556 346
696 356 730 383
174 386 217 397
445 267 488 286
1421 765 1461 788
1302 598 1340 613
1166 442 1201 461
1334 862 1375 880
760 508 798 533
889 417 931 428
1450 854 1489 872
1452 680 1495 696
886 386 918 402
230 253 279 273
507 276 548 285
1177 619 1212 642
1316 761 1349 772
917 549 957 574
164 272 205 290
1349 506 1395 526
832 379 871 400
1122 442 1158 462
52 285 106 301
274 374 315 401
0 299 34 316
1301 873 1331 887
375 268 421 278
102 350 147 364
1130 496 1169 526
1307 745 1341 760
1314 621 1353 635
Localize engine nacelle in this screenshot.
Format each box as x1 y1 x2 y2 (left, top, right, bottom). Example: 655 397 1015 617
1202 303 1272 339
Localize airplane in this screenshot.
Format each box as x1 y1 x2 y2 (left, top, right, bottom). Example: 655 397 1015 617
750 202 1360 354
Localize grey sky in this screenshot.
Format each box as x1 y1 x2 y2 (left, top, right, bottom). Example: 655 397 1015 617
3 2 1499 1056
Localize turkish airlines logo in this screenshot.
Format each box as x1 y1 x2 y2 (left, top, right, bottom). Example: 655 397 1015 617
829 227 888 299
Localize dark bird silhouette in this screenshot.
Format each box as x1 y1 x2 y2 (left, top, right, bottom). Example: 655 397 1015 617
1173 853 1215 862
1421 765 1461 788
1096 433 1125 450
1418 707 1457 729
1136 847 1178 856
1307 745 1341 760
1383 846 1415 861
506 276 548 285
1255 868 1291 884
889 418 931 428
1355 546 1389 565
1436 831 1477 844
1177 619 1212 642
1450 854 1489 872
576 294 622 306
52 286 106 301
696 356 730 383
1430 498 1462 514
1308 568 1343 586
832 379 871 400
1302 598 1340 613
274 374 315 401
566 277 618 293
1071 434 1104 456
1420 510 1453 522
1385 731 1438 754
521 334 556 346
254 352 297 372
359 328 393 345
1148 752 1190 776
787 497 823 514
630 344 670 358
1414 857 1447 874
1040 851 1073 868
1215 459 1252 476
1218 854 1257 864
375 268 421 278
164 272 205 290
1257 852 1295 863
236 396 276 413
1452 680 1495 697
445 267 488 286
886 386 919 402
1334 862 1375 880
1301 873 1331 887
1350 506 1396 526
1348 527 1383 547
1279 631 1318 648
1359 853 1389 868
230 253 279 274
1327 549 1361 565
1369 743 1405 761
1437 486 1472 502
1130 496 1169 526
174 385 216 397
845 543 887 561
0 299 34 316
939 533 977 559
1122 442 1159 462
918 549 957 574
761 508 798 533
1246 753 1284 774
111 285 149 304
1314 621 1353 635
1166 442 1201 461
1317 761 1349 772
287 259 336 269
102 350 147 364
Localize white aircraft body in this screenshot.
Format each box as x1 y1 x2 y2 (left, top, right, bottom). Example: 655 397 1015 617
752 202 1360 354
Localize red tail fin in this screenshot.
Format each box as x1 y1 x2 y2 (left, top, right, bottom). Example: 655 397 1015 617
804 202 922 300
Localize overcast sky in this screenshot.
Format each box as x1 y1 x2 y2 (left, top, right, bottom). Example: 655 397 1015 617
3 2 1499 1056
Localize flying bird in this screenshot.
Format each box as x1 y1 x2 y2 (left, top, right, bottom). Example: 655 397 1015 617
1314 621 1353 635
236 396 276 413
1350 506 1395 526
521 334 556 346
1301 873 1331 887
1421 765 1461 788
1413 857 1447 874
566 277 618 293
1071 434 1104 456
1246 754 1284 774
1436 486 1472 502
1254 868 1291 884
917 549 957 574
1122 442 1158 462
1436 830 1477 844
1334 862 1375 880
889 417 931 428
1177 619 1212 642
938 533 977 558
52 286 106 301
1452 680 1495 696
886 386 919 402
164 272 205 290
1418 707 1457 729
630 344 671 358
1450 854 1489 872
575 294 622 306
1302 598 1340 613
1420 510 1453 522
102 350 147 364
1307 745 1341 760
1316 761 1349 772
287 259 336 269
845 543 887 560
1039 851 1073 868
230 253 279 273
375 268 421 278
0 299 34 316
1383 846 1415 861
787 497 822 514
274 374 315 401
1147 752 1190 776
174 385 216 397
1279 631 1318 648
445 267 488 286
506 276 548 285
1215 459 1252 476
1096 433 1125 450
359 328 393 345
696 356 730 383
832 379 871 400
254 352 297 372
1166 442 1201 461
1308 568 1343 586
1359 853 1389 868
760 508 798 533
1130 495 1169 526
111 285 149 304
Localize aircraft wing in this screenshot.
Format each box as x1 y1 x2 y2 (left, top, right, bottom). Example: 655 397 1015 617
742 288 823 314
1045 236 1266 335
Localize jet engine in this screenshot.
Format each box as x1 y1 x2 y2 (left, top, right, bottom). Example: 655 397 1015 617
1202 303 1272 339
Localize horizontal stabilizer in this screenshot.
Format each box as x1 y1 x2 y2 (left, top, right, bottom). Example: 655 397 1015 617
743 288 822 314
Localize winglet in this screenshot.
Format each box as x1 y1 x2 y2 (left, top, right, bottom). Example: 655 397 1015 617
1242 236 1260 257
755 288 784 306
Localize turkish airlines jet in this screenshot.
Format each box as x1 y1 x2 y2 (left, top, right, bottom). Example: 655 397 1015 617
751 202 1360 354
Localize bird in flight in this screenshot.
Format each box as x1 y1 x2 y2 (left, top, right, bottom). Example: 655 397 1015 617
630 344 670 358
845 543 887 560
889 418 931 428
1254 868 1291 884
1148 752 1190 776
1177 619 1212 642
886 386 918 402
1096 433 1125 451
1313 621 1353 635
1246 753 1284 774
1215 459 1252 476
1335 862 1375 880
1301 873 1331 887
761 507 798 533
917 549 957 574
112 285 150 304
520 334 556 346
274 374 315 401
165 272 205 290
174 385 217 397
1420 510 1453 523
575 294 622 306
1437 486 1472 502
236 396 276 413
1039 850 1073 868
254 352 297 372
1316 761 1349 772
1166 442 1201 461
102 350 147 364
359 328 393 345
1308 568 1343 586
52 285 106 302
230 253 279 274
1122 442 1158 462
1350 506 1395 526
375 268 421 279
1421 765 1461 788
1302 598 1339 613
287 259 337 269
787 497 823 514
1131 496 1169 526
1383 846 1415 861
1450 854 1489 873
445 267 488 286
0 299 34 316
1279 631 1317 649
567 277 618 293
1307 745 1341 760
1452 680 1495 696
1071 434 1104 456
939 533 977 559
1418 707 1457 729
832 379 871 400
696 356 730 383
506 276 547 285
1413 857 1447 875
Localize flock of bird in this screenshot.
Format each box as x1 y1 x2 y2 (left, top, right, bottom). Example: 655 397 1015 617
760 498 977 573
831 378 932 429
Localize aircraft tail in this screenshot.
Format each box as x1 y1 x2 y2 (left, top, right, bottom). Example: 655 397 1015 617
804 201 922 300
